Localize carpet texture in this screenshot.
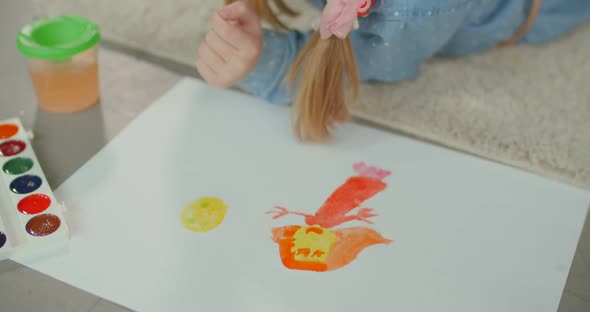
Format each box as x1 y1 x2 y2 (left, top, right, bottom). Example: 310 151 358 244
32 0 590 189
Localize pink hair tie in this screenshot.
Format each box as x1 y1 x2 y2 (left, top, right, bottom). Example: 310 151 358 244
319 0 374 39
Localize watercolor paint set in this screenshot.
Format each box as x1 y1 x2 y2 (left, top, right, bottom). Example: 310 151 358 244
0 117 69 261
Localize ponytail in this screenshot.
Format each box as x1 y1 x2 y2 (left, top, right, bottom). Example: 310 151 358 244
224 0 361 142
287 33 359 142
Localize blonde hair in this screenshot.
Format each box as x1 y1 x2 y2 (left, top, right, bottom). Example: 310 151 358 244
225 0 360 142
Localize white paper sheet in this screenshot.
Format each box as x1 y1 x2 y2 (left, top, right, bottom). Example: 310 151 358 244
15 78 590 312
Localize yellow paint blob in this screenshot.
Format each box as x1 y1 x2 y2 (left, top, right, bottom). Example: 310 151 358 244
290 225 336 262
181 197 227 233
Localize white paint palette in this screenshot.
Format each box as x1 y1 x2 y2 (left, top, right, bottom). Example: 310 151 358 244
14 78 590 312
0 118 69 261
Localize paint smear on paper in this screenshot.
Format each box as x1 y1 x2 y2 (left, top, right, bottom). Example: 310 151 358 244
181 197 227 233
267 162 394 272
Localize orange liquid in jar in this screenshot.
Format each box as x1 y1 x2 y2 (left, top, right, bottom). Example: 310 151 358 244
29 52 100 113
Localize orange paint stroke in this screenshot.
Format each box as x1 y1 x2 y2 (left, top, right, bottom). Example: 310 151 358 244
272 225 393 272
268 162 394 272
267 171 389 228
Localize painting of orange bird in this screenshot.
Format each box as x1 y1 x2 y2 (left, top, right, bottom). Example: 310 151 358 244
267 162 394 272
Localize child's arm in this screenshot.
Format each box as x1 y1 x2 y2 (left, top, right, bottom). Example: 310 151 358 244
237 29 315 105
196 0 313 104
235 3 475 105
198 1 475 105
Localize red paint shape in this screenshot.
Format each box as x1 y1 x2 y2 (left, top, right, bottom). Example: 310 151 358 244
353 162 391 180
0 140 26 156
309 176 386 228
268 178 385 228
18 194 52 215
269 162 394 272
267 163 389 228
0 124 19 139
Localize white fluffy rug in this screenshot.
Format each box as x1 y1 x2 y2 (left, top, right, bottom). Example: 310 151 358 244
33 0 590 189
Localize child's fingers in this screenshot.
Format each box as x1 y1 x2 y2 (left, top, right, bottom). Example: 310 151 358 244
196 57 217 82
217 1 240 20
205 30 235 62
218 1 261 36
210 12 251 49
197 41 226 70
196 57 232 88
210 12 241 49
218 1 249 21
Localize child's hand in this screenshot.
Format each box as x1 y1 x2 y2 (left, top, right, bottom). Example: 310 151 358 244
196 1 263 88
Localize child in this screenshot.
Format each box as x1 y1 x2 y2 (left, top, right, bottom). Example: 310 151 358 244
196 0 590 142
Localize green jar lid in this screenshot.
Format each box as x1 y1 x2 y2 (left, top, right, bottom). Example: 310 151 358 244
17 15 101 60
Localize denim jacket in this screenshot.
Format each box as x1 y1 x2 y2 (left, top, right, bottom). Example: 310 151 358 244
238 0 590 105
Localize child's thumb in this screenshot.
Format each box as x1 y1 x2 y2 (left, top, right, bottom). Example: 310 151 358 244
219 1 261 34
